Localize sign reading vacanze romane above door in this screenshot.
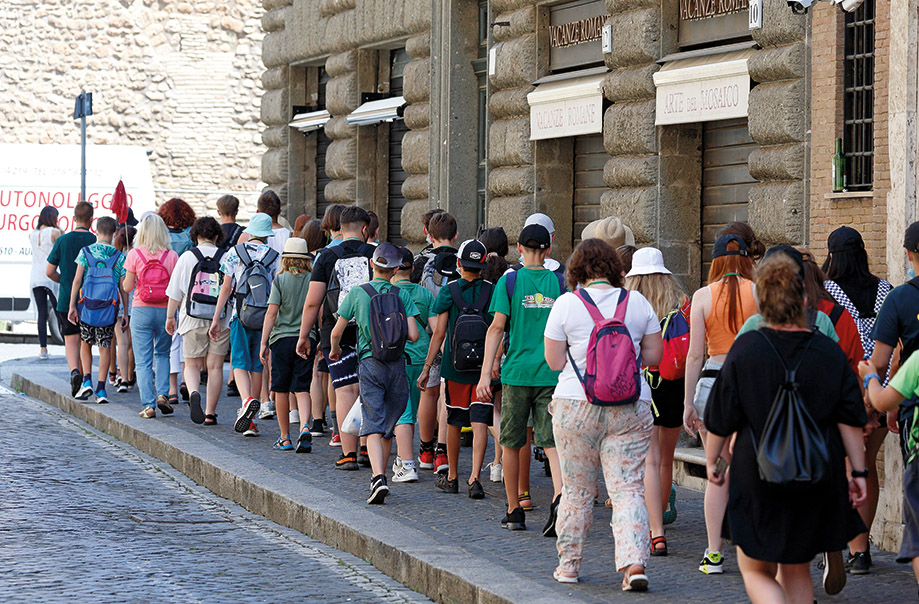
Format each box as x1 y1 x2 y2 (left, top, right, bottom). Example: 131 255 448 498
549 0 607 72
679 0 751 47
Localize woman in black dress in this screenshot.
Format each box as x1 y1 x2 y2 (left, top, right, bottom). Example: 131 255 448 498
704 252 869 603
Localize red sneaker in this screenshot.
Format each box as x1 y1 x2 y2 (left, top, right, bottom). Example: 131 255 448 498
329 433 342 447
435 452 448 474
418 449 435 470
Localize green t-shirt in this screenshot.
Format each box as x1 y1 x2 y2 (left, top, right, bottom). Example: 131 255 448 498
392 279 434 366
47 228 97 313
337 278 420 360
736 311 839 343
490 268 563 386
432 278 493 384
267 270 312 345
890 352 919 401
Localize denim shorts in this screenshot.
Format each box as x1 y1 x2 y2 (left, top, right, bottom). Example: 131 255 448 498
692 359 723 422
358 356 409 439
230 317 263 373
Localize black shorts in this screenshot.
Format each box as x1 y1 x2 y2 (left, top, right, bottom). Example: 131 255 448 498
57 310 81 337
444 380 493 427
270 337 315 393
649 372 684 429
320 345 360 389
317 355 329 373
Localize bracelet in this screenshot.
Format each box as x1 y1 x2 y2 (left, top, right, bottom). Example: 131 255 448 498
851 469 869 478
863 373 881 391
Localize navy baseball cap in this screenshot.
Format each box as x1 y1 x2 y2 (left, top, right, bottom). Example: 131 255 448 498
457 239 488 270
904 222 919 253
372 242 402 269
519 224 551 250
827 226 864 253
711 234 748 259
399 246 414 270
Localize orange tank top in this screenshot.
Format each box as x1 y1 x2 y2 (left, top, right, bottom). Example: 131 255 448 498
704 279 757 356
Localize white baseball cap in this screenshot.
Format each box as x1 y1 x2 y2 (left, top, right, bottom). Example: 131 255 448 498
524 212 555 235
625 247 672 277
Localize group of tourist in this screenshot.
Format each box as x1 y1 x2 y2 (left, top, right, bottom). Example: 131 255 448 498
31 195 919 601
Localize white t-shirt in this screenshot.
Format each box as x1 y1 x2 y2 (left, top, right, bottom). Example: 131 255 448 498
268 226 290 255
544 286 660 401
166 243 230 334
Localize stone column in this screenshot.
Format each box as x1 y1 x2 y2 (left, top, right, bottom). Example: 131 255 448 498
401 32 434 244
259 0 293 211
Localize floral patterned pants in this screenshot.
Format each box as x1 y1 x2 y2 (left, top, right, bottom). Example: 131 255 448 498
552 397 653 574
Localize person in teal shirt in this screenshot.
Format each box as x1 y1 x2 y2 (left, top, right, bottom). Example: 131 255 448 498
477 223 564 533
332 243 419 505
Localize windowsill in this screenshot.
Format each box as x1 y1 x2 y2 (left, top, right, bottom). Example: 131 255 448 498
823 191 874 200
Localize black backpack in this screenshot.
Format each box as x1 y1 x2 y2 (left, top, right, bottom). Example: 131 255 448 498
753 331 830 487
186 247 227 320
449 280 493 373
360 283 408 362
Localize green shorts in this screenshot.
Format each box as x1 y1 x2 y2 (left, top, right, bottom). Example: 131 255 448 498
499 384 555 449
398 363 424 426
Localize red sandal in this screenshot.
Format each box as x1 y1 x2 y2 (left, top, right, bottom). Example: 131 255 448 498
650 533 668 557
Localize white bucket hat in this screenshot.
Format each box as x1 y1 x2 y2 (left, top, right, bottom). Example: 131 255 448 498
626 247 671 277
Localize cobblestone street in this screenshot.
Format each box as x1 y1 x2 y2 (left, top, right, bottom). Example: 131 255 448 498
5 354 918 603
0 381 431 604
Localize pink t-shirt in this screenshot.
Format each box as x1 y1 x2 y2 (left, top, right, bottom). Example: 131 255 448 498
124 247 179 308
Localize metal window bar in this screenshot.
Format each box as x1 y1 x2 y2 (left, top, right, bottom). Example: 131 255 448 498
843 0 875 191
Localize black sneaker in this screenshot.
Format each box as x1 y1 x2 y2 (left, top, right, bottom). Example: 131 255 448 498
70 371 82 398
179 382 189 402
296 430 313 453
309 418 326 437
847 551 871 575
358 446 371 468
367 474 389 504
823 551 846 595
227 380 240 397
468 479 485 500
189 391 204 425
435 473 458 493
336 453 360 471
501 507 526 531
543 494 561 538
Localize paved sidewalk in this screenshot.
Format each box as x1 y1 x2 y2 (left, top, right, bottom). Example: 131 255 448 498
6 355 917 603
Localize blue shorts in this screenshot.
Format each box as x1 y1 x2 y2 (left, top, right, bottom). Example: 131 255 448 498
358 356 408 439
230 317 263 373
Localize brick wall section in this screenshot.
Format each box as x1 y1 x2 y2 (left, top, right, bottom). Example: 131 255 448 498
0 0 267 218
809 2 890 277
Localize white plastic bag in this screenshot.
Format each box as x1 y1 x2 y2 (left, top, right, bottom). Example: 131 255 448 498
341 396 363 436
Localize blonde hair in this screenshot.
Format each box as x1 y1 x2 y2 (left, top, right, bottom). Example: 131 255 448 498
624 273 685 320
135 214 171 254
279 255 313 275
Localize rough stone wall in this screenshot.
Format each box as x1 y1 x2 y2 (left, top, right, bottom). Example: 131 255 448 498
400 33 432 242
0 0 266 217
745 0 809 246
809 2 890 278
260 0 430 223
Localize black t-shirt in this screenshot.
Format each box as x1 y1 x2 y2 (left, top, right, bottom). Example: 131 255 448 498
221 223 243 249
873 281 919 409
411 244 459 284
311 239 375 349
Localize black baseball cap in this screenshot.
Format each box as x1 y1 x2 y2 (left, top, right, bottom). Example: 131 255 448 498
399 246 414 270
827 226 864 253
711 234 748 259
518 224 551 250
457 239 488 270
905 222 919 253
763 245 805 280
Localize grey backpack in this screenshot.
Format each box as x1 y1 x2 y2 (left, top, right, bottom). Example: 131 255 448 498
234 244 279 330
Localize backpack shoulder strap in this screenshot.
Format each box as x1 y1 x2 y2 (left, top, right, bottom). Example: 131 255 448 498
612 289 630 323
473 280 493 313
505 270 517 302
755 330 815 381
828 302 844 325
136 249 147 264
235 243 252 266
556 271 567 296
574 289 607 325
262 247 279 268
448 280 468 312
158 249 170 263
360 283 377 299
102 249 120 270
82 246 96 265
190 247 205 263
231 224 243 244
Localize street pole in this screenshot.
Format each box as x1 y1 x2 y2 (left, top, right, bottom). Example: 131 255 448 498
74 90 93 204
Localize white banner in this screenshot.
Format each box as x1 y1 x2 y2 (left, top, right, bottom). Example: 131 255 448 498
655 73 751 125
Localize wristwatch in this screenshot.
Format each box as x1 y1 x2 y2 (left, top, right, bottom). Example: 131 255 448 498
851 469 869 478
863 373 881 390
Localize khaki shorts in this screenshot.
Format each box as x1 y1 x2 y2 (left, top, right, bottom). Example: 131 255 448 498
182 325 230 359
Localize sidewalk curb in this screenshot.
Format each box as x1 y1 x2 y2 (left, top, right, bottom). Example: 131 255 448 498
12 372 558 604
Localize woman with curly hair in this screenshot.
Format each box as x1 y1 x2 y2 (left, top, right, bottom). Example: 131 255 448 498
543 238 663 590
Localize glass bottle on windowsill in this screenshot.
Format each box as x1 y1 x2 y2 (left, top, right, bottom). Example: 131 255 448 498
832 137 847 193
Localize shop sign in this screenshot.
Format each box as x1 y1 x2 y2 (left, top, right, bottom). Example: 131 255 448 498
549 0 607 72
653 50 754 125
678 0 751 46
527 74 605 140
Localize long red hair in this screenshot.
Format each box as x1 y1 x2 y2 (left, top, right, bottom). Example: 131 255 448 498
707 239 755 332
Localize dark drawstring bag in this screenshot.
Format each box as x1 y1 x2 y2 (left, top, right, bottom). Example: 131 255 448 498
753 331 831 487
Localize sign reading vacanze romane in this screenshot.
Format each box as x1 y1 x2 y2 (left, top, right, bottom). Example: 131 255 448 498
549 0 607 72
679 0 751 47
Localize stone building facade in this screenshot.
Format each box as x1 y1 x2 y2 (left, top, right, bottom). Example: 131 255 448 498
1 0 267 217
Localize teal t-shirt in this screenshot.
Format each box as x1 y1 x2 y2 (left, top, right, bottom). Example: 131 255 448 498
392 279 434 366
47 228 97 313
75 242 126 279
432 278 493 385
490 268 563 386
267 270 311 345
737 311 839 343
337 277 420 360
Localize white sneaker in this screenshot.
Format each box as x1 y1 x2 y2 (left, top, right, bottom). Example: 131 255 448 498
258 400 277 420
289 409 300 425
487 462 503 483
392 460 419 483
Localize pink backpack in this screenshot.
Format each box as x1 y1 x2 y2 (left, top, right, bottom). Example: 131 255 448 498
568 289 642 406
135 249 171 304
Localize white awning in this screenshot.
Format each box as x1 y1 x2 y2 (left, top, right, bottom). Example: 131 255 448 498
653 48 756 126
527 73 606 141
289 109 330 133
345 96 406 126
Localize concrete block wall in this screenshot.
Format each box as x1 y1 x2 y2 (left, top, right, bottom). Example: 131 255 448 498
0 0 267 217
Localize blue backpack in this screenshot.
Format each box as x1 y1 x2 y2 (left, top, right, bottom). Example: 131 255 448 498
78 247 121 327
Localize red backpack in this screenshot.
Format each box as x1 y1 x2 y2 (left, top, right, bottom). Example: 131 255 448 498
567 289 642 406
135 249 171 304
657 300 691 381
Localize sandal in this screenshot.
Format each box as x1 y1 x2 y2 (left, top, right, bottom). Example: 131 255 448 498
622 565 648 592
273 435 293 451
663 486 677 525
553 568 578 584
139 407 156 419
168 394 179 406
518 491 536 512
651 534 668 557
203 414 217 426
